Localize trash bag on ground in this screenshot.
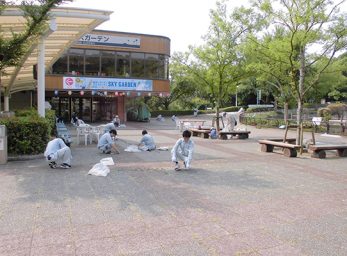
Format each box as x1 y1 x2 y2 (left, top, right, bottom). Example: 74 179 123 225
88 163 110 177
124 145 142 152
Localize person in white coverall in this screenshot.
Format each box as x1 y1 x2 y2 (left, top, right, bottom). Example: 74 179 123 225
98 129 120 154
138 130 156 151
171 130 194 171
103 122 118 134
44 137 72 169
222 112 237 132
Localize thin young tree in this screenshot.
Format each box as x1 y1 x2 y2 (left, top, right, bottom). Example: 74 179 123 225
181 0 260 131
0 0 65 110
251 0 347 144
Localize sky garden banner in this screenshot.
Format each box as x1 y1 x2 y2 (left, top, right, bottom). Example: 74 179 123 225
63 77 153 91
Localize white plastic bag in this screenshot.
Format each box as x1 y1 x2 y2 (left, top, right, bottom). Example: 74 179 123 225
88 163 110 177
100 157 114 165
157 146 169 151
124 145 142 152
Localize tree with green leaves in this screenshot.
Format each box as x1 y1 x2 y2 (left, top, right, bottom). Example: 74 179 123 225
180 0 261 131
0 0 66 71
251 0 347 144
0 0 65 109
321 53 347 101
244 28 297 122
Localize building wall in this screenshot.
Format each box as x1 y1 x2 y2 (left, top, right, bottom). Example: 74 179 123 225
74 30 170 55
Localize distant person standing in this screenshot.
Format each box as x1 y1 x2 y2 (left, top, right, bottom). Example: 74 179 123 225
138 130 156 151
222 112 236 132
193 108 198 117
171 130 194 171
44 137 72 169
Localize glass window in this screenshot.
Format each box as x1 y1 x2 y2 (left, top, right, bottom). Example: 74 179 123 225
101 51 115 77
69 48 84 75
52 54 67 74
145 53 159 79
158 55 169 79
131 52 145 78
116 52 130 77
85 49 100 76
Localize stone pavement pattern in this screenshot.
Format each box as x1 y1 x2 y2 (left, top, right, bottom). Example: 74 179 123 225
0 115 346 255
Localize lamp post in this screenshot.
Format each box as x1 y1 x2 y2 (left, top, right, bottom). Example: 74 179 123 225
235 85 239 107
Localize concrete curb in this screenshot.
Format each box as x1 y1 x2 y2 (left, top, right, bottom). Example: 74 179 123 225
8 154 44 161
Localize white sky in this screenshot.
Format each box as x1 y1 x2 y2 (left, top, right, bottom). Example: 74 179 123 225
62 0 347 55
61 0 223 54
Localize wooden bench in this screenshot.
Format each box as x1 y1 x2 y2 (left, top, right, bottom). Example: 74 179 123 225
190 128 210 139
309 144 347 159
266 138 297 144
219 131 251 140
258 139 301 157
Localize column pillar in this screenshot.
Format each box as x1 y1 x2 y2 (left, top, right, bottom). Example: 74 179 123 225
37 38 45 117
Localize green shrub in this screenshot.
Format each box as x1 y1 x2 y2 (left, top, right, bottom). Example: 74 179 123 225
151 110 193 117
0 109 55 155
246 107 274 113
317 108 332 122
220 106 241 112
242 116 286 128
326 103 347 119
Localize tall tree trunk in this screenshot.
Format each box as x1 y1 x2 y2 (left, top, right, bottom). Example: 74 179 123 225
216 105 220 133
296 48 306 145
284 101 289 124
296 99 303 144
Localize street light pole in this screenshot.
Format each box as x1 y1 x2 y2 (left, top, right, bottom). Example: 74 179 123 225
235 86 239 107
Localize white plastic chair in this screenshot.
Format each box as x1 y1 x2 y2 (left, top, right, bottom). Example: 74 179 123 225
76 126 92 145
91 126 103 143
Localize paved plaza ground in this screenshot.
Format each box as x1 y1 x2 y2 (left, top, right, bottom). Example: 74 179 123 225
0 114 346 255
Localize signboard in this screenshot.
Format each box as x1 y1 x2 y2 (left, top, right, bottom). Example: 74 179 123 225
78 34 140 48
63 77 152 91
312 117 322 125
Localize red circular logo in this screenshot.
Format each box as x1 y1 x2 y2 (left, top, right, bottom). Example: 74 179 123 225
65 77 74 87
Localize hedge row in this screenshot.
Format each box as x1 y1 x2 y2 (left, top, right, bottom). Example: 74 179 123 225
150 110 195 117
0 109 56 155
151 106 242 117
242 116 327 132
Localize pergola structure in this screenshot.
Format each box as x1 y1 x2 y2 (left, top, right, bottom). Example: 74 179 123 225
0 6 112 116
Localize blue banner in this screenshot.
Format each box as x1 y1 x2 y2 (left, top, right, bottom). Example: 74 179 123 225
63 77 153 91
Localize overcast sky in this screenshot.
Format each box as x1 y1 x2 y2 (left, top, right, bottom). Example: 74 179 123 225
62 0 347 54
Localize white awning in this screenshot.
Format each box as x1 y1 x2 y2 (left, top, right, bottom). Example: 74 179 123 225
0 6 112 94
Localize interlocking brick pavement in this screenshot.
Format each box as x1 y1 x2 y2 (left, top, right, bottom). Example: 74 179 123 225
0 115 346 255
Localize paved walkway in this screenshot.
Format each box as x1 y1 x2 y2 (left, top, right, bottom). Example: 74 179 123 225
0 115 346 255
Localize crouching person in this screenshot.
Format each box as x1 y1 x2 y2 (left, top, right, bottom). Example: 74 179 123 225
44 137 72 169
138 130 156 151
171 130 194 171
98 129 120 154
